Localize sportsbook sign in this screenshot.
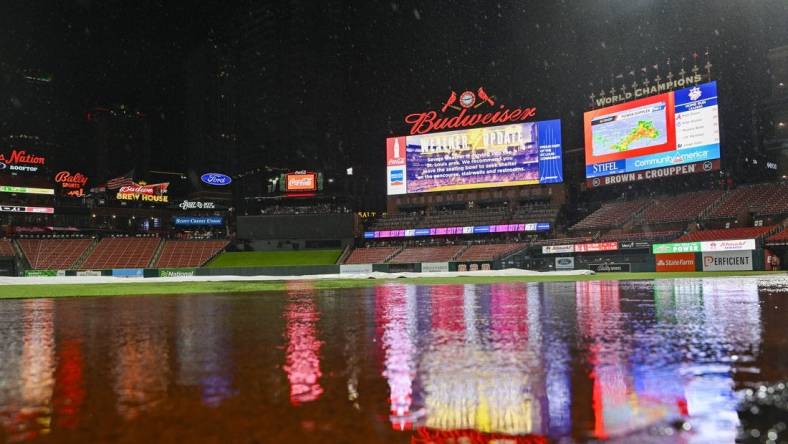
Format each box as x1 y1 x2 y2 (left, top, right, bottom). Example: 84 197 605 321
588 159 720 188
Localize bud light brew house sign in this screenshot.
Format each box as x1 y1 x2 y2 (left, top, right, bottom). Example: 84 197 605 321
55 171 89 197
116 181 170 203
201 173 232 186
0 150 46 173
404 87 537 135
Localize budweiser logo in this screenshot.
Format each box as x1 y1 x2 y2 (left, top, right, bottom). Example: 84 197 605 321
55 171 88 185
0 150 46 165
403 87 537 135
118 181 169 195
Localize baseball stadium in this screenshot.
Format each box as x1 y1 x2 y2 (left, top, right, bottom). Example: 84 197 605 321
1 2 788 443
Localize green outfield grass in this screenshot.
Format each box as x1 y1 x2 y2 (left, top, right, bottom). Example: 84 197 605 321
205 249 342 268
0 271 784 299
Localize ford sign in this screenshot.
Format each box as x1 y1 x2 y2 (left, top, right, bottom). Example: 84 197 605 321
201 173 232 186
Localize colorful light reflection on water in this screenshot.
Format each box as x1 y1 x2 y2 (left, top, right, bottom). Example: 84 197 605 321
0 276 785 443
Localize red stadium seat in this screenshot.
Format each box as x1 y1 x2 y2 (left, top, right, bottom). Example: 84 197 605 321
18 239 93 269
154 240 229 268
673 226 775 243
80 237 161 269
388 246 464 263
343 246 400 264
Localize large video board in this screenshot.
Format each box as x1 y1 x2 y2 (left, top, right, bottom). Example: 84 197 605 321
584 81 720 187
386 120 563 195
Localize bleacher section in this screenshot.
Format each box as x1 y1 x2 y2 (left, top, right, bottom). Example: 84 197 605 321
18 239 93 270
637 190 724 225
388 246 464 263
707 183 788 219
766 228 788 246
455 243 525 261
343 246 399 264
570 198 651 231
673 226 775 243
80 237 161 269
155 240 228 268
599 231 681 243
534 236 594 246
0 239 15 257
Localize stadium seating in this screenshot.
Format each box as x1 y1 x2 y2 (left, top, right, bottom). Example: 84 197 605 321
388 245 464 263
80 237 161 269
707 183 788 219
533 237 594 246
343 246 400 264
673 226 775 242
18 239 94 269
637 190 724 225
766 228 788 245
0 239 15 257
455 243 525 261
598 231 681 243
570 198 651 231
154 240 228 268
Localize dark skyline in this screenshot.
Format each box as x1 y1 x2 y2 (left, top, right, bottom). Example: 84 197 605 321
1 0 786 206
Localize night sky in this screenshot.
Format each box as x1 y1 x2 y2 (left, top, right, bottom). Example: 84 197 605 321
1 0 786 200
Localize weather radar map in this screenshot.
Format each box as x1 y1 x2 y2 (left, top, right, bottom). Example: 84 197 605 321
591 102 668 155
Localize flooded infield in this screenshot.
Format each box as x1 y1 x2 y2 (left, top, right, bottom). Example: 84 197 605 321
0 276 787 443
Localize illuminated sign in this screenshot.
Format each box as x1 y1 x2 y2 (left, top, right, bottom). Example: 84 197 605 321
585 81 720 187
200 172 232 186
652 239 755 254
655 253 696 272
54 171 89 197
172 216 224 226
0 185 54 195
404 87 536 135
363 222 550 239
286 173 317 192
0 150 47 173
0 205 54 214
116 181 169 203
387 120 563 195
542 241 618 254
177 200 217 211
592 74 705 108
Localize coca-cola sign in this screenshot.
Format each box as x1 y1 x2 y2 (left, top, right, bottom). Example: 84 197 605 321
403 87 537 135
54 171 89 197
0 150 46 173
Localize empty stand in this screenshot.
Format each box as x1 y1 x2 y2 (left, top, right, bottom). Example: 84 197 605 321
80 237 160 269
18 239 93 269
0 239 15 257
599 231 681 243
570 198 651 231
766 228 788 245
388 246 464 263
533 237 594 246
637 190 724 225
455 243 525 261
707 183 788 219
155 240 228 268
673 226 774 243
343 246 399 264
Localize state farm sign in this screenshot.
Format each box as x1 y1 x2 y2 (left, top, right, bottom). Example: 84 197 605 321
655 253 696 272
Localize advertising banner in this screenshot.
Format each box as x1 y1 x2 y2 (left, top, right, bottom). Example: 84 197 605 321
387 119 563 195
339 264 374 274
421 262 450 273
76 270 102 277
172 216 224 226
54 171 88 197
286 173 317 192
158 268 197 277
112 268 144 278
700 239 756 252
653 242 701 254
555 257 575 270
585 81 720 187
0 205 54 214
24 270 58 277
655 253 696 272
0 185 54 195
543 244 575 254
589 263 631 272
116 181 169 203
0 150 46 173
619 241 651 249
701 251 753 272
365 222 549 240
574 242 618 252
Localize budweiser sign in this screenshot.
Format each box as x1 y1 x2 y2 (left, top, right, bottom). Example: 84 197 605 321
117 181 170 203
403 87 537 135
